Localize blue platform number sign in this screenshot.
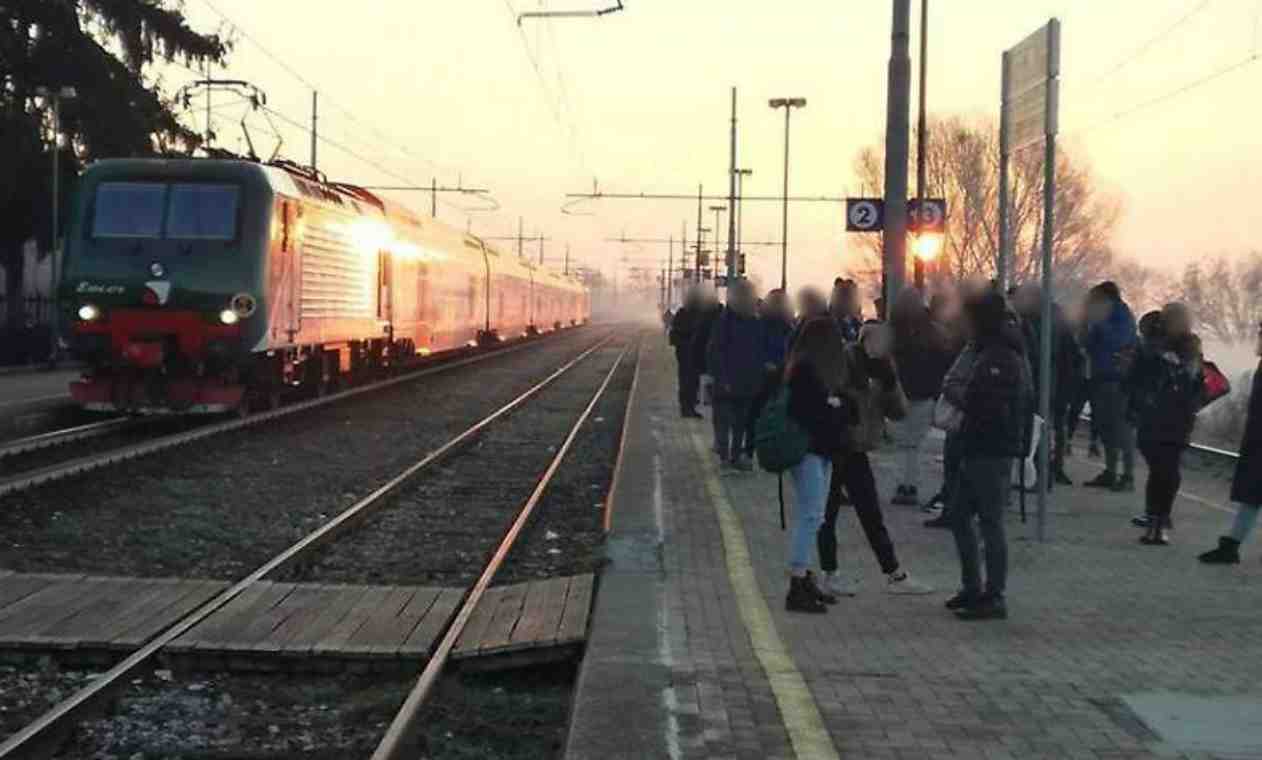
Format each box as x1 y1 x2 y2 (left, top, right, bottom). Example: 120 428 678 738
846 198 885 232
908 198 947 233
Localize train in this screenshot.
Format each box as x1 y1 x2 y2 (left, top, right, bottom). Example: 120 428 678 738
57 159 590 414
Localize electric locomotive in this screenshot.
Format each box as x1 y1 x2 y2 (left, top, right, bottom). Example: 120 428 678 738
58 159 589 414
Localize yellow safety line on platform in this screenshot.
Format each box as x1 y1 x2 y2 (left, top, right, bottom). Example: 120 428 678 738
688 430 840 760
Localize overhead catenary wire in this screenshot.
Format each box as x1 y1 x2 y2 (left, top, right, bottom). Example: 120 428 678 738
1069 0 1214 88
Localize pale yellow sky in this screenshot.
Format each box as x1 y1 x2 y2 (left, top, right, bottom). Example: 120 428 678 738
162 0 1262 290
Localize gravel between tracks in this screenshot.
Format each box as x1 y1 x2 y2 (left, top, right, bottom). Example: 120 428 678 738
276 335 634 587
0 329 607 579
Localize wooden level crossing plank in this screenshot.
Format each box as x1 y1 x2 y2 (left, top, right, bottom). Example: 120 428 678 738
0 573 66 613
453 585 503 654
248 584 337 654
474 582 530 654
506 576 572 652
172 581 286 652
273 584 371 655
192 582 298 652
364 587 443 657
556 573 594 645
108 580 227 649
0 575 96 643
400 588 464 658
25 577 143 648
310 585 397 656
340 587 419 657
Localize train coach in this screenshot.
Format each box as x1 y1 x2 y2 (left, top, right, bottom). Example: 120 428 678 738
57 158 589 414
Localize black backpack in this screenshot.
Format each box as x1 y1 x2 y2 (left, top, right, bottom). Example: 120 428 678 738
963 345 1031 458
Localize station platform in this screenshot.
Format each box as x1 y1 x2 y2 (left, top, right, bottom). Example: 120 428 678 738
0 368 79 438
567 336 1262 760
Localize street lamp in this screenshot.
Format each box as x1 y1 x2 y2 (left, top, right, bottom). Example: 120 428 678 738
769 97 806 291
734 169 752 274
35 85 77 365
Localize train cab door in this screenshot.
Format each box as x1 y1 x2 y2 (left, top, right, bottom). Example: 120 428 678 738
275 200 302 343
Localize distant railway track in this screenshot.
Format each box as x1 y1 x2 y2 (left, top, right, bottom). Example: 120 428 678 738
0 328 587 499
0 327 636 758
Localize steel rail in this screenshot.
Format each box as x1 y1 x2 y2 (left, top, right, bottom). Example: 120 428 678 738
0 329 587 498
373 332 637 759
0 329 619 759
0 417 135 460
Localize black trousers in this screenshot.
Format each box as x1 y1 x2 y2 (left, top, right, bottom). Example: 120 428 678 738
818 451 899 575
1139 441 1184 527
675 346 698 412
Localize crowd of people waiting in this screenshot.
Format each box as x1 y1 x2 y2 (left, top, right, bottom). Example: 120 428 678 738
666 274 1262 621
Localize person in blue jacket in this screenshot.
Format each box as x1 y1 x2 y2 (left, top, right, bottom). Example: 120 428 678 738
1083 281 1139 492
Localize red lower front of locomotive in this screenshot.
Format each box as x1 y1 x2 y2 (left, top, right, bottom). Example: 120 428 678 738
67 310 248 415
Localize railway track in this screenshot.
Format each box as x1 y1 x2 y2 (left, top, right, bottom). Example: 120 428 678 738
0 327 641 759
0 328 585 499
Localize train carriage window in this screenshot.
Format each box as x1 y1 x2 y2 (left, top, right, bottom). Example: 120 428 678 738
92 182 165 238
167 184 239 240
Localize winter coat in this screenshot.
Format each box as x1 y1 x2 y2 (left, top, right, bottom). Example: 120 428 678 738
1020 308 1080 406
691 304 723 374
1127 336 1205 447
842 344 909 452
894 320 954 401
762 316 795 370
1086 300 1138 383
706 309 768 399
940 342 979 408
1231 361 1262 505
959 320 1034 459
669 305 701 351
835 316 862 343
786 361 853 457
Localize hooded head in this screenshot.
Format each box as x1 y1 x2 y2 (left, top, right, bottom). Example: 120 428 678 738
965 289 1014 345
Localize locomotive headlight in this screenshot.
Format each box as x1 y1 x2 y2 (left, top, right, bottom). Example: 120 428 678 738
230 293 257 318
218 309 239 325
77 304 100 322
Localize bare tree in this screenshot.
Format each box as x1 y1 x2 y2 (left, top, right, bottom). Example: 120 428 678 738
1179 254 1262 345
851 116 1121 298
1111 258 1175 317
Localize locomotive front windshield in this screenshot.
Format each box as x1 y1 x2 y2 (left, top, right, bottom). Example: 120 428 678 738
91 182 240 241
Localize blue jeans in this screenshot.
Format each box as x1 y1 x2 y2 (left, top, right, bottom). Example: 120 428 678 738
789 453 831 572
1230 503 1262 543
951 457 1012 597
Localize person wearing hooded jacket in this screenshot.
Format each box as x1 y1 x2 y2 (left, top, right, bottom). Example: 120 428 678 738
890 287 954 507
669 287 706 418
945 288 1033 621
706 280 768 470
1200 322 1262 564
1083 281 1139 492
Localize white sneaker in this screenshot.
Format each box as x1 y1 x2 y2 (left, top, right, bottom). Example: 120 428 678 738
886 571 933 595
822 571 857 598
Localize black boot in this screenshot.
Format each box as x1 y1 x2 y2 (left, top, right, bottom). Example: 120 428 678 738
1083 471 1116 489
1199 537 1241 564
786 575 828 613
954 593 1008 620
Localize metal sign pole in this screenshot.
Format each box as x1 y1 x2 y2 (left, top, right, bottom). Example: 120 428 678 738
997 52 1011 290
1036 19 1060 543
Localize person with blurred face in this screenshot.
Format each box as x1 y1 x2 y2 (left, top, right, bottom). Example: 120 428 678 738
705 280 767 471
1013 283 1080 488
669 287 706 418
945 288 1033 620
1127 302 1204 545
830 280 863 342
1083 282 1139 492
1200 322 1262 563
889 287 954 507
815 321 933 598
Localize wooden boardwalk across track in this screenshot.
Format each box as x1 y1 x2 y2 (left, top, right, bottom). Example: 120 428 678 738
0 571 593 671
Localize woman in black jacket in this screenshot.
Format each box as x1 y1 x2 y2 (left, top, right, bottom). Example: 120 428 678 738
783 317 852 613
1127 303 1204 545
1200 322 1262 563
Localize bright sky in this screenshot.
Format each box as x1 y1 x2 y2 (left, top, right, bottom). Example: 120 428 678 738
162 0 1262 292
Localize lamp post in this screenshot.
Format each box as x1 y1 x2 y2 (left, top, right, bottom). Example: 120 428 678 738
36 85 77 365
735 169 752 275
769 98 806 292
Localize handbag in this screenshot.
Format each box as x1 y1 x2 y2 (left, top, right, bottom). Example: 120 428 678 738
932 396 964 433
1201 360 1232 409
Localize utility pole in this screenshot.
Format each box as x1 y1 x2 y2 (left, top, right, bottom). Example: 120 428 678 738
310 91 318 171
204 60 212 149
735 169 752 274
518 217 524 260
726 87 738 280
666 235 673 307
710 205 727 281
695 185 704 279
565 243 571 276
538 233 545 265
998 52 1012 289
914 0 928 291
883 0 912 309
